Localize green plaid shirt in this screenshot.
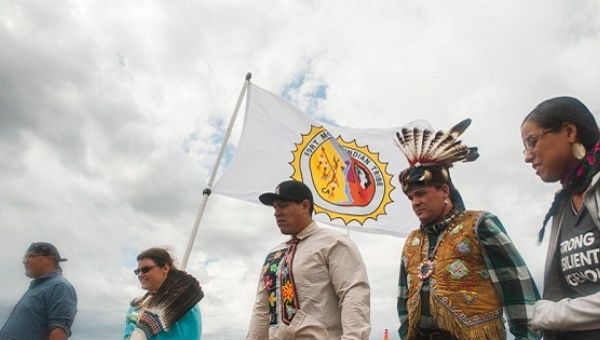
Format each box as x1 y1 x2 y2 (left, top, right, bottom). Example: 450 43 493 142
397 211 541 339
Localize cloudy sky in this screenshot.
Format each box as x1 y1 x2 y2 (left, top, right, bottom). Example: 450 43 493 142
1 1 600 339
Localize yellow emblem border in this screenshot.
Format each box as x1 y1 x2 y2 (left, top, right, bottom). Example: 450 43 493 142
290 125 394 225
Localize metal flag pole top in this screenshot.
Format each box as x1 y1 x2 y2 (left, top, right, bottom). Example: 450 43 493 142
181 72 252 270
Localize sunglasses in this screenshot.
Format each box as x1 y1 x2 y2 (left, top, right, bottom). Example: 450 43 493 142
133 265 157 275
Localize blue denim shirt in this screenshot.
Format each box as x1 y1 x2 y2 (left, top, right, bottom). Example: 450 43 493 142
0 272 78 340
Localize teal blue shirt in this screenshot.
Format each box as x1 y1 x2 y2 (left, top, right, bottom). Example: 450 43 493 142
123 304 201 340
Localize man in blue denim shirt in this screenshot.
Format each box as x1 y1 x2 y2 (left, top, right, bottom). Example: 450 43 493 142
0 242 77 340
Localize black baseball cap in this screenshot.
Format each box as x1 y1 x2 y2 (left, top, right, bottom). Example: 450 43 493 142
27 242 68 262
259 180 314 206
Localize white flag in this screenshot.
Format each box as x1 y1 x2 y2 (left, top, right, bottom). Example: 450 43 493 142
213 83 417 236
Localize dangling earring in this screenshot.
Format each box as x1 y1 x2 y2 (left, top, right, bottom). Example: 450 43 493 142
572 142 586 160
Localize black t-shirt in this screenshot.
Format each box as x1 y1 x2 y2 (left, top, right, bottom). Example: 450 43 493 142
557 203 600 339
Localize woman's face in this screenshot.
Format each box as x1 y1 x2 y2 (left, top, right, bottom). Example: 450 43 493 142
136 258 170 293
521 119 578 182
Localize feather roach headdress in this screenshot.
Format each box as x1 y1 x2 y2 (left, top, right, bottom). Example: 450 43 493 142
395 119 479 207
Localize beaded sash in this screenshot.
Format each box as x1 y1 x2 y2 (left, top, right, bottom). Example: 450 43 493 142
261 238 301 325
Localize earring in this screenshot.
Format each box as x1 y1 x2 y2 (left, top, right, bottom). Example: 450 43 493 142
572 142 586 160
444 199 449 204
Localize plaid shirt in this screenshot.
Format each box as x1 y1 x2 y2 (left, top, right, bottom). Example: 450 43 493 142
397 211 541 340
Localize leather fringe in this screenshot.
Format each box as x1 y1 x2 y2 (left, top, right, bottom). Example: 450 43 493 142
429 298 505 340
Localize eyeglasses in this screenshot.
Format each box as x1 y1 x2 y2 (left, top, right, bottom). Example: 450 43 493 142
134 265 157 275
522 126 560 155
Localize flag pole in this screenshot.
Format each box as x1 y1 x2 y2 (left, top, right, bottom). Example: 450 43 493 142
181 72 252 270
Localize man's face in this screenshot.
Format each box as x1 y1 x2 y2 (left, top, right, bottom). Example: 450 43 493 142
406 185 450 225
272 199 311 235
22 252 53 278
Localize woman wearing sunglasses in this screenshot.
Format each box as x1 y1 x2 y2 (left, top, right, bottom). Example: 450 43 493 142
521 97 600 339
124 247 204 340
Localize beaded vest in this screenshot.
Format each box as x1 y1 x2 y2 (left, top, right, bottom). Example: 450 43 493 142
403 211 505 340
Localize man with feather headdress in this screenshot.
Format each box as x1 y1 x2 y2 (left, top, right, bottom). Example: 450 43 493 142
395 119 541 340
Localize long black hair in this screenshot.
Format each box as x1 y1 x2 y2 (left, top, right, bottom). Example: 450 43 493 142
523 97 600 243
523 96 600 150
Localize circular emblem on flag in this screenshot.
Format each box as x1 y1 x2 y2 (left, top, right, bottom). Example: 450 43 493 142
290 125 394 225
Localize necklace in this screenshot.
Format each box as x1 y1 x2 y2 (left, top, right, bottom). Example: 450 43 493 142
417 210 463 281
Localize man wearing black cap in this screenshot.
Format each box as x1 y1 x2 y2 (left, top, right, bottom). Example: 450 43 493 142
246 180 371 340
0 242 77 340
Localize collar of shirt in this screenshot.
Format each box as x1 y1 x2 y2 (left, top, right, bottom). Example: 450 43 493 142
30 271 60 287
293 221 318 241
420 208 463 235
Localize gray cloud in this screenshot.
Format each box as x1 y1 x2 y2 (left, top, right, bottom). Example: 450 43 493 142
1 1 600 339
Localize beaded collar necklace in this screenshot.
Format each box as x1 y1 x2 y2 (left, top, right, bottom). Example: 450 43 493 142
417 209 464 280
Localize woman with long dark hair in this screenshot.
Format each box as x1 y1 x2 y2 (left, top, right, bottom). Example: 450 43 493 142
521 97 600 339
123 247 204 340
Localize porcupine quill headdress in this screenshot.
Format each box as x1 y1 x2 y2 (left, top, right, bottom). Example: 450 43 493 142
395 118 479 209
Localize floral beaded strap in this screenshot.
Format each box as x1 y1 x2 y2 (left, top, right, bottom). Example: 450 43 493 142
279 237 301 325
260 238 301 326
261 247 286 325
